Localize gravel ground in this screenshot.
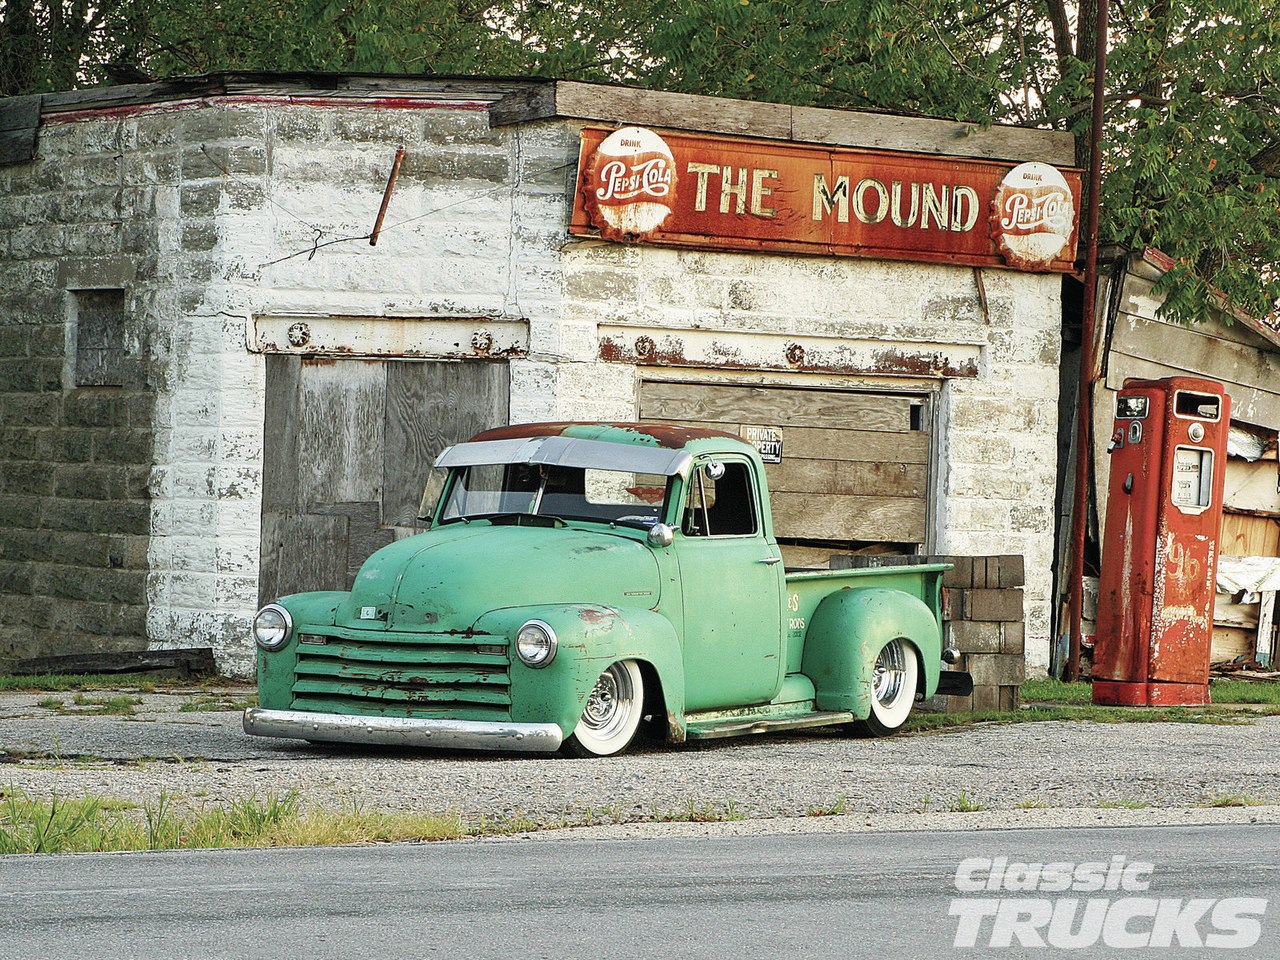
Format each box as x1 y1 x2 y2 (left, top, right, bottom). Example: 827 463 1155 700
1 687 1278 831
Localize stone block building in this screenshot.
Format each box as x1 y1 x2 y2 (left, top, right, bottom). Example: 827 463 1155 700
0 74 1077 679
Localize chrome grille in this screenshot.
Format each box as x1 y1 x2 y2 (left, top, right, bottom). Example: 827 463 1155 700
291 630 511 720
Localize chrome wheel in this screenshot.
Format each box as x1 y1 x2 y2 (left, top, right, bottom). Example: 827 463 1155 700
563 660 645 757
872 639 908 707
852 638 919 737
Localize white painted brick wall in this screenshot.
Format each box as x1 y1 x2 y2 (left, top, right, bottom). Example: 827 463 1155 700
38 97 1064 676
560 244 1062 671
127 100 575 675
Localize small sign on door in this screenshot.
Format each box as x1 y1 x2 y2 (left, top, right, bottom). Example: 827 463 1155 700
739 424 784 463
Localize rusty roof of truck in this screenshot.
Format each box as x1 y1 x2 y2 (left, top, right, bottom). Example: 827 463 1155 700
469 421 741 450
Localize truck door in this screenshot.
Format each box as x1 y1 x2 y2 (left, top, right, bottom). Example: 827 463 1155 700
677 457 785 710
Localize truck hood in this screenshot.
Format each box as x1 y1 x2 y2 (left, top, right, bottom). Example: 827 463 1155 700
336 521 661 632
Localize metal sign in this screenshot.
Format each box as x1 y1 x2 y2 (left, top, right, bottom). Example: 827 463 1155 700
739 424 784 463
572 127 1083 274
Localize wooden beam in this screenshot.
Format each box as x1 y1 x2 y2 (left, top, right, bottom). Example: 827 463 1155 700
491 80 1076 164
791 106 1076 165
772 492 926 543
0 648 217 678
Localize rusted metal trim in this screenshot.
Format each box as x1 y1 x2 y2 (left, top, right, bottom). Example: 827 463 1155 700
598 336 979 379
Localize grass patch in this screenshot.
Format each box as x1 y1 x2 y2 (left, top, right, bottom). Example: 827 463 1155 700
178 693 257 713
70 693 142 716
905 705 1259 735
647 799 746 823
806 796 849 817
1199 791 1265 808
1021 677 1092 704
1015 797 1049 809
1021 676 1280 707
0 674 215 694
1096 799 1153 810
35 697 65 711
0 789 467 854
1210 679 1280 705
949 792 985 813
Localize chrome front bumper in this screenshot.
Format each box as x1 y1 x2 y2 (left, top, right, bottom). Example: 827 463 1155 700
242 708 564 753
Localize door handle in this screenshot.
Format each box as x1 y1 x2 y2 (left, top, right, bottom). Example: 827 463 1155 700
758 557 782 565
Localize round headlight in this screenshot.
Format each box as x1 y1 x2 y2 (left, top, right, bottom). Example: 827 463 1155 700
515 619 557 667
253 603 293 650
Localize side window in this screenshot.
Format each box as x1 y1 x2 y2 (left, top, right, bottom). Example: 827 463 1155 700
683 461 758 537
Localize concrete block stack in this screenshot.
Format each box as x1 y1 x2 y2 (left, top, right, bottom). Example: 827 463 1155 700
940 555 1026 712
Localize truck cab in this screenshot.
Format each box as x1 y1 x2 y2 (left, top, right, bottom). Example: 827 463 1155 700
245 422 970 756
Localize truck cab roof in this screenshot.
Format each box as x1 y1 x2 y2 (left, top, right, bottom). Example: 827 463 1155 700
436 422 760 478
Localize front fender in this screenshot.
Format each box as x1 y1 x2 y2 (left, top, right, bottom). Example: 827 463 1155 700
801 588 942 717
472 604 687 742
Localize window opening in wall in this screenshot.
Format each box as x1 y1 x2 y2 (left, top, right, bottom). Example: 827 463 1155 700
72 289 127 387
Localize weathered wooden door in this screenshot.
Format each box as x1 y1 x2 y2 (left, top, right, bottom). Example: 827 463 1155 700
640 381 931 555
259 356 508 603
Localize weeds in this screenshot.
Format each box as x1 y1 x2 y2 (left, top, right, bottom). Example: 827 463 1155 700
70 694 142 716
1209 680 1280 706
0 788 467 853
1199 792 1264 808
1020 677 1092 704
178 694 257 713
805 796 849 817
905 703 1273 736
949 792 985 813
1020 677 1280 708
35 697 64 710
0 674 189 694
1096 799 1153 810
647 799 745 823
1015 797 1049 809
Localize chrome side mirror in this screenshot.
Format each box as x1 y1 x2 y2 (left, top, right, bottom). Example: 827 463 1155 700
703 460 725 480
647 523 675 548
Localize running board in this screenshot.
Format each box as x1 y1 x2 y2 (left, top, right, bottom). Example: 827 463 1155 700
685 711 854 740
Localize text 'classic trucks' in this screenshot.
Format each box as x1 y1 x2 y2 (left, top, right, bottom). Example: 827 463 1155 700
244 422 973 757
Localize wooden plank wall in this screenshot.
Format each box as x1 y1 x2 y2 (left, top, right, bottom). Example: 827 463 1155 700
639 381 928 545
1104 266 1280 427
260 356 508 603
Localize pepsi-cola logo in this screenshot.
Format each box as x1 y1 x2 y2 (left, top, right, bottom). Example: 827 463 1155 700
990 162 1077 271
584 127 678 240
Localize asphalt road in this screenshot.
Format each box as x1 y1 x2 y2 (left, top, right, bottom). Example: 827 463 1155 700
1 823 1276 959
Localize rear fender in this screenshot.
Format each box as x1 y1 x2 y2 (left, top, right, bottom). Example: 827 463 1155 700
472 605 687 742
800 588 942 717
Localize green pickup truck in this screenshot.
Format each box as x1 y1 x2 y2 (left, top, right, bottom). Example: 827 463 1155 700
244 422 972 757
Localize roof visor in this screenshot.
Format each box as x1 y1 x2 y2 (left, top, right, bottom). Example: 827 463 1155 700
435 436 694 477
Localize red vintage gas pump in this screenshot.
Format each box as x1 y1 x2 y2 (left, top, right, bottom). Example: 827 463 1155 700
1092 377 1230 706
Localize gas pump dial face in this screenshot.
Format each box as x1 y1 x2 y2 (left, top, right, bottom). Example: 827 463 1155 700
1116 395 1150 419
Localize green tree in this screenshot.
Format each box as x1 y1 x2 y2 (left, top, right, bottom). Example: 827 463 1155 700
2 0 1278 324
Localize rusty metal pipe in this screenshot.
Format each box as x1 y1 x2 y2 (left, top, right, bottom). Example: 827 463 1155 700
369 145 406 246
1066 0 1110 680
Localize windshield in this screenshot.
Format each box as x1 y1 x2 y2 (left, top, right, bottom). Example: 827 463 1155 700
439 463 671 527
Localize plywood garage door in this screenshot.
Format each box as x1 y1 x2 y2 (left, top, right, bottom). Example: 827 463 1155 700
259 356 508 604
640 381 929 547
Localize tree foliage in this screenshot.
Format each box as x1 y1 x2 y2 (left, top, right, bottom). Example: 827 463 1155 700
2 0 1278 324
